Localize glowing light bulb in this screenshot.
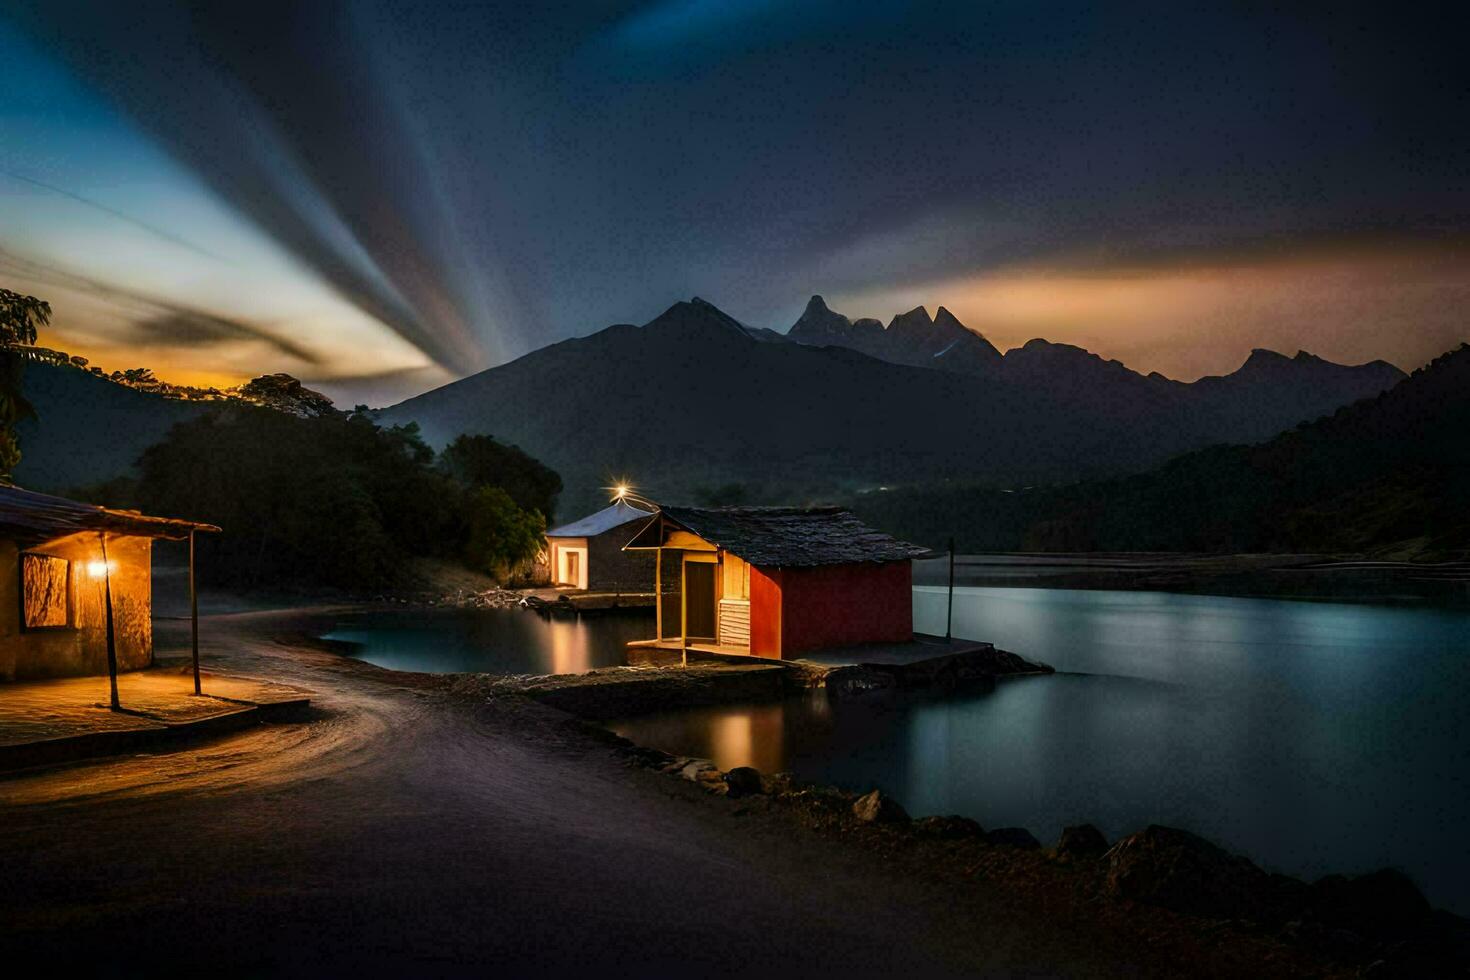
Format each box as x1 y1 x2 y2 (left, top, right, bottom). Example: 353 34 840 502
87 560 110 577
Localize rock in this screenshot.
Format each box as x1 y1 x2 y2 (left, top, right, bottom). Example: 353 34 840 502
760 771 795 795
986 827 1041 849
1103 825 1277 920
234 373 341 418
913 815 985 839
1310 869 1430 938
724 767 764 798
823 666 899 699
852 789 909 824
1054 823 1108 859
677 759 717 782
695 768 727 793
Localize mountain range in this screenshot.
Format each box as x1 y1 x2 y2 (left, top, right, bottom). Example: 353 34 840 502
377 297 1404 516
13 296 1412 520
786 295 1406 441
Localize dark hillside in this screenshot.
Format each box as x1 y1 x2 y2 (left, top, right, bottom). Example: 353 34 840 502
854 344 1470 559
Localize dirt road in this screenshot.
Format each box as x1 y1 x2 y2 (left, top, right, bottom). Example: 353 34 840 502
1 607 1306 977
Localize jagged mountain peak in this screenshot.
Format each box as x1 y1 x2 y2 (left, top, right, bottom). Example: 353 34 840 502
933 306 964 327
788 293 854 342
646 297 753 341
888 306 933 330
788 296 996 369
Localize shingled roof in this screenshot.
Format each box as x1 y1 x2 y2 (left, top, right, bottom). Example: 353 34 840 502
0 484 220 543
650 505 928 568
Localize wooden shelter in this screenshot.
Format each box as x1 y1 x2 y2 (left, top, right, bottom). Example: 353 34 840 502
0 485 218 702
624 506 928 660
545 500 655 591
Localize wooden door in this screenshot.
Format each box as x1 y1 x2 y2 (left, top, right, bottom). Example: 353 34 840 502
684 560 717 639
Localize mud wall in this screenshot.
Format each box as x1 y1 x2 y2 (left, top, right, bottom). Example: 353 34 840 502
0 532 153 681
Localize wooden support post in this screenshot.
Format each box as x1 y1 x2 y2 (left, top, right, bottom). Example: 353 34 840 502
679 555 688 668
101 533 120 711
946 536 955 642
190 529 201 695
654 545 663 642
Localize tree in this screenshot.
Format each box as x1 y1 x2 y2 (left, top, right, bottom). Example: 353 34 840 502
0 287 50 346
115 404 565 590
0 287 49 480
130 406 461 589
462 485 546 578
440 433 562 522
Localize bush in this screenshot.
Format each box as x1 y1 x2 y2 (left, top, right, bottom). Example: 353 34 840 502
462 485 546 579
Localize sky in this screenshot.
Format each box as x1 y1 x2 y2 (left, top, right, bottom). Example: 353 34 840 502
0 1 1466 405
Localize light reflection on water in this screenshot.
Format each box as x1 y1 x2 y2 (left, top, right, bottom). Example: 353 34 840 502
612 587 1470 914
323 606 652 675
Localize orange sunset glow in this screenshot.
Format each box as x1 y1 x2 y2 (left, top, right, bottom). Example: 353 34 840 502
835 238 1470 380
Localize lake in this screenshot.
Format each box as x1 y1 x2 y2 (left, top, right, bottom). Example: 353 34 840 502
611 586 1470 914
323 606 652 675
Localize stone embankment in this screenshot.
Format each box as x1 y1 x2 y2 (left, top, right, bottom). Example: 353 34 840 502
600 735 1468 977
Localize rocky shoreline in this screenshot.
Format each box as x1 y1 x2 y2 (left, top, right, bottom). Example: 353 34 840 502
586 727 1469 977
452 653 1469 978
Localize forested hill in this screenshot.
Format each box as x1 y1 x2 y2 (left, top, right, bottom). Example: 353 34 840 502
853 344 1470 559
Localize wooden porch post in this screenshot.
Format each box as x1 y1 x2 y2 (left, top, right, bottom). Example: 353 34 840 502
100 532 120 711
190 529 201 695
679 554 688 668
654 545 663 642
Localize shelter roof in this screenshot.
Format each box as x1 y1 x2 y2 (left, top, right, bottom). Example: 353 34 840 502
0 484 220 543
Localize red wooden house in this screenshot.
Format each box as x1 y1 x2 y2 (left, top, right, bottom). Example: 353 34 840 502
623 506 928 660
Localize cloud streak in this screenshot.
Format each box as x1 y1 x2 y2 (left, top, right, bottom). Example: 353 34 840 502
1 170 224 261
0 247 321 365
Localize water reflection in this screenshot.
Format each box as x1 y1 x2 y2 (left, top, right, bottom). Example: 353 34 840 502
614 588 1470 914
323 607 652 675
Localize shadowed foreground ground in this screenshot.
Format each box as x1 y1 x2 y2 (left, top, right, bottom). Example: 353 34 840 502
1 607 1325 978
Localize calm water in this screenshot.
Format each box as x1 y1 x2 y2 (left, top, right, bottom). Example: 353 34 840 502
323 607 652 675
612 587 1470 913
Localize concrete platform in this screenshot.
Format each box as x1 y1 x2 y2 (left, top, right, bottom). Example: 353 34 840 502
627 633 993 666
624 633 1052 696
793 634 995 667
0 666 312 771
522 589 657 612
626 638 752 664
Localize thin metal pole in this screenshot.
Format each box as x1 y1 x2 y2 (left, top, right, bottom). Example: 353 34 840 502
189 529 201 695
946 536 955 642
101 533 120 711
